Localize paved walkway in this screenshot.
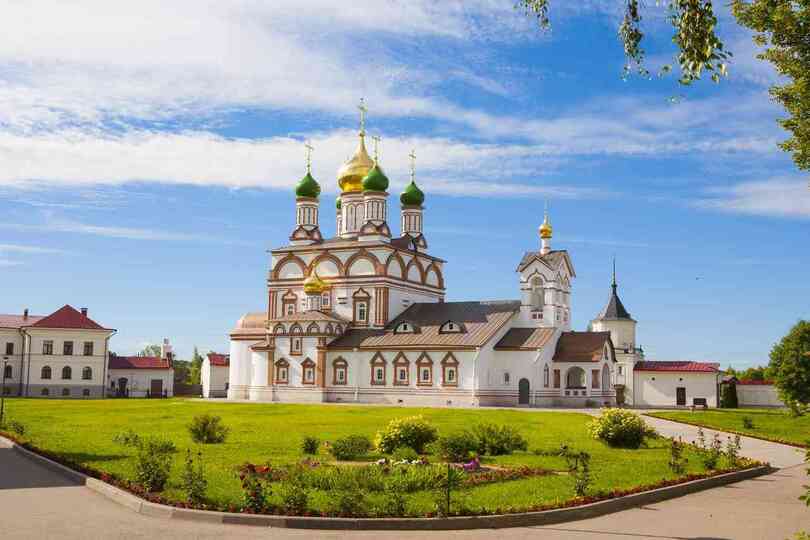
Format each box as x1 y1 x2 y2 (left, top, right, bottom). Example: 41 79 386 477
1 418 808 539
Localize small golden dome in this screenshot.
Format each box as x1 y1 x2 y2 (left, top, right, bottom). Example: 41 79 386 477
539 213 553 239
303 271 329 295
337 135 374 193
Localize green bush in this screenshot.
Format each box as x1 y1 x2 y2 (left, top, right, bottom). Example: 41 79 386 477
301 436 319 455
588 408 656 449
720 381 738 408
114 431 176 492
188 414 229 444
181 449 207 505
435 432 478 462
391 446 419 462
278 472 309 515
742 416 755 429
328 434 373 461
1 419 25 436
471 423 528 455
375 415 438 454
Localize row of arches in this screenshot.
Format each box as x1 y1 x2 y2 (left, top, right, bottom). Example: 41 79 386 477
39 366 93 380
270 321 345 336
273 250 444 289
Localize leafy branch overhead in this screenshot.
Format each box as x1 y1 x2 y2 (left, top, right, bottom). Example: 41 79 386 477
518 0 730 84
516 1 810 172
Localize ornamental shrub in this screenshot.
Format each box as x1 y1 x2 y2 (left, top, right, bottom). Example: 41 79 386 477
181 449 208 505
588 408 656 449
188 414 229 444
375 415 438 454
328 434 373 461
720 381 738 408
434 432 479 462
470 423 528 455
301 436 319 455
391 446 419 462
742 416 755 430
114 432 177 492
668 437 688 475
278 469 309 515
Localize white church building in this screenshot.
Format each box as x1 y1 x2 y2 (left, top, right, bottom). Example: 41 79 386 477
226 106 720 409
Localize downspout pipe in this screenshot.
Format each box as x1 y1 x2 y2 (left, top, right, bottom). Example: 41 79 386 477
102 330 117 399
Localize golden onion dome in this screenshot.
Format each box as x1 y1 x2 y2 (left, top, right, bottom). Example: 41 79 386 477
539 213 553 239
303 271 329 295
337 135 374 193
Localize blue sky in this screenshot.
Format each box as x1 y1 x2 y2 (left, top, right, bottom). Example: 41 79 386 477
0 1 807 367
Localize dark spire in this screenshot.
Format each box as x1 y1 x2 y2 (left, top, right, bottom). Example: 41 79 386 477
597 258 633 320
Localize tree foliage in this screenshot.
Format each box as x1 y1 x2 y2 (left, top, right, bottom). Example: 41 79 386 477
769 320 810 408
517 1 730 84
190 347 204 385
139 344 162 357
732 1 810 172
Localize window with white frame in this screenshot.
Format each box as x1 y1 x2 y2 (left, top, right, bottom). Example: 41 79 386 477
321 292 330 308
370 353 386 385
356 301 368 323
83 341 94 356
290 337 303 355
302 360 315 384
439 321 462 333
275 360 289 384
63 341 74 356
332 358 348 385
43 340 54 355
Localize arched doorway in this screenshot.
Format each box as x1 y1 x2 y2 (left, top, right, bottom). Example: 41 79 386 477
518 378 530 405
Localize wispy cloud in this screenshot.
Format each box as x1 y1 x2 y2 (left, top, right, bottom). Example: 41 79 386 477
0 243 68 255
0 217 253 244
694 177 810 219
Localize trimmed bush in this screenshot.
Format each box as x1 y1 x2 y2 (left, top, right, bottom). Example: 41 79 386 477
588 408 656 449
391 446 419 462
375 415 438 454
188 414 229 444
301 436 319 455
328 434 373 461
435 432 479 462
471 423 528 455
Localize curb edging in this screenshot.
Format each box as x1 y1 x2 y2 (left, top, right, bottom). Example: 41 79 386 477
3 435 774 530
643 413 809 449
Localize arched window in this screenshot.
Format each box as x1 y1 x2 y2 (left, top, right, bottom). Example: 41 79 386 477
332 357 348 385
274 359 290 384
41 365 52 380
530 275 544 311
3 364 11 379
543 365 550 388
82 367 92 380
602 364 611 392
62 366 72 380
566 367 586 389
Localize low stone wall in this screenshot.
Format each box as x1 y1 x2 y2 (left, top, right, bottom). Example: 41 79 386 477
1 434 774 531
737 384 784 408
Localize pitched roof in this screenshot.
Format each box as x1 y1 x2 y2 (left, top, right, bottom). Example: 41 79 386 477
207 353 230 367
634 361 720 373
595 282 633 321
328 301 519 350
0 314 45 328
494 327 556 351
108 355 172 370
30 305 111 331
516 250 575 277
553 331 612 362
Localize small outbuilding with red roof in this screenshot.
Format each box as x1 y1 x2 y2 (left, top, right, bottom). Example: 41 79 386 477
633 360 721 408
202 352 230 398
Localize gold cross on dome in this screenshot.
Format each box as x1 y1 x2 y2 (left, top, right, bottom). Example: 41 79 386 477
371 135 381 162
357 98 368 135
409 149 416 182
304 140 314 173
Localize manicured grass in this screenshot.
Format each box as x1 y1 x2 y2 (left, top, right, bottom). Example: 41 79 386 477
1 399 737 514
648 408 810 447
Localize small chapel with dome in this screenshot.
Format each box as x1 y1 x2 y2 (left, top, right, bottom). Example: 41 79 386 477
225 102 720 408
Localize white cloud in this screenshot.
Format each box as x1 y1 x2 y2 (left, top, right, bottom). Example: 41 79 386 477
0 243 67 255
695 177 810 219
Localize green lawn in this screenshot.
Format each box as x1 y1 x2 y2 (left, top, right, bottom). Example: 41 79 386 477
1 399 740 515
648 408 810 447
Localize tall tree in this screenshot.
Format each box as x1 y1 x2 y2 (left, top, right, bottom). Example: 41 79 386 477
139 344 162 357
733 1 810 172
517 1 810 171
769 320 810 413
189 347 204 386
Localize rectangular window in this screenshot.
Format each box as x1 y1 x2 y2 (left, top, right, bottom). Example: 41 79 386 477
398 367 407 381
553 369 560 389
503 372 510 385
375 367 384 382
63 341 74 356
356 301 368 323
43 340 54 355
336 367 346 384
83 341 94 356
591 369 600 389
304 367 314 383
446 368 455 383
321 293 330 308
290 337 302 355
421 367 431 383
284 302 295 316
5 342 13 355
618 365 623 375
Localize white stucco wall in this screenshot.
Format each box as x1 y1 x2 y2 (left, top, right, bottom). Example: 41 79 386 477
737 384 784 407
634 371 718 407
202 359 229 398
107 368 174 397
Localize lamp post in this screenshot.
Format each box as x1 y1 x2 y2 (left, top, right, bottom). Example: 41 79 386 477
0 359 8 426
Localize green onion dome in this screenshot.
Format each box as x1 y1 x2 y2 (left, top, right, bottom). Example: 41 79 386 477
295 172 321 198
336 197 341 210
361 164 389 192
400 180 424 206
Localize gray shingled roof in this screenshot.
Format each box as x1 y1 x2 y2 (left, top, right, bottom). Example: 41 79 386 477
595 283 633 321
327 300 519 350
494 327 556 350
516 250 575 277
553 331 613 362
